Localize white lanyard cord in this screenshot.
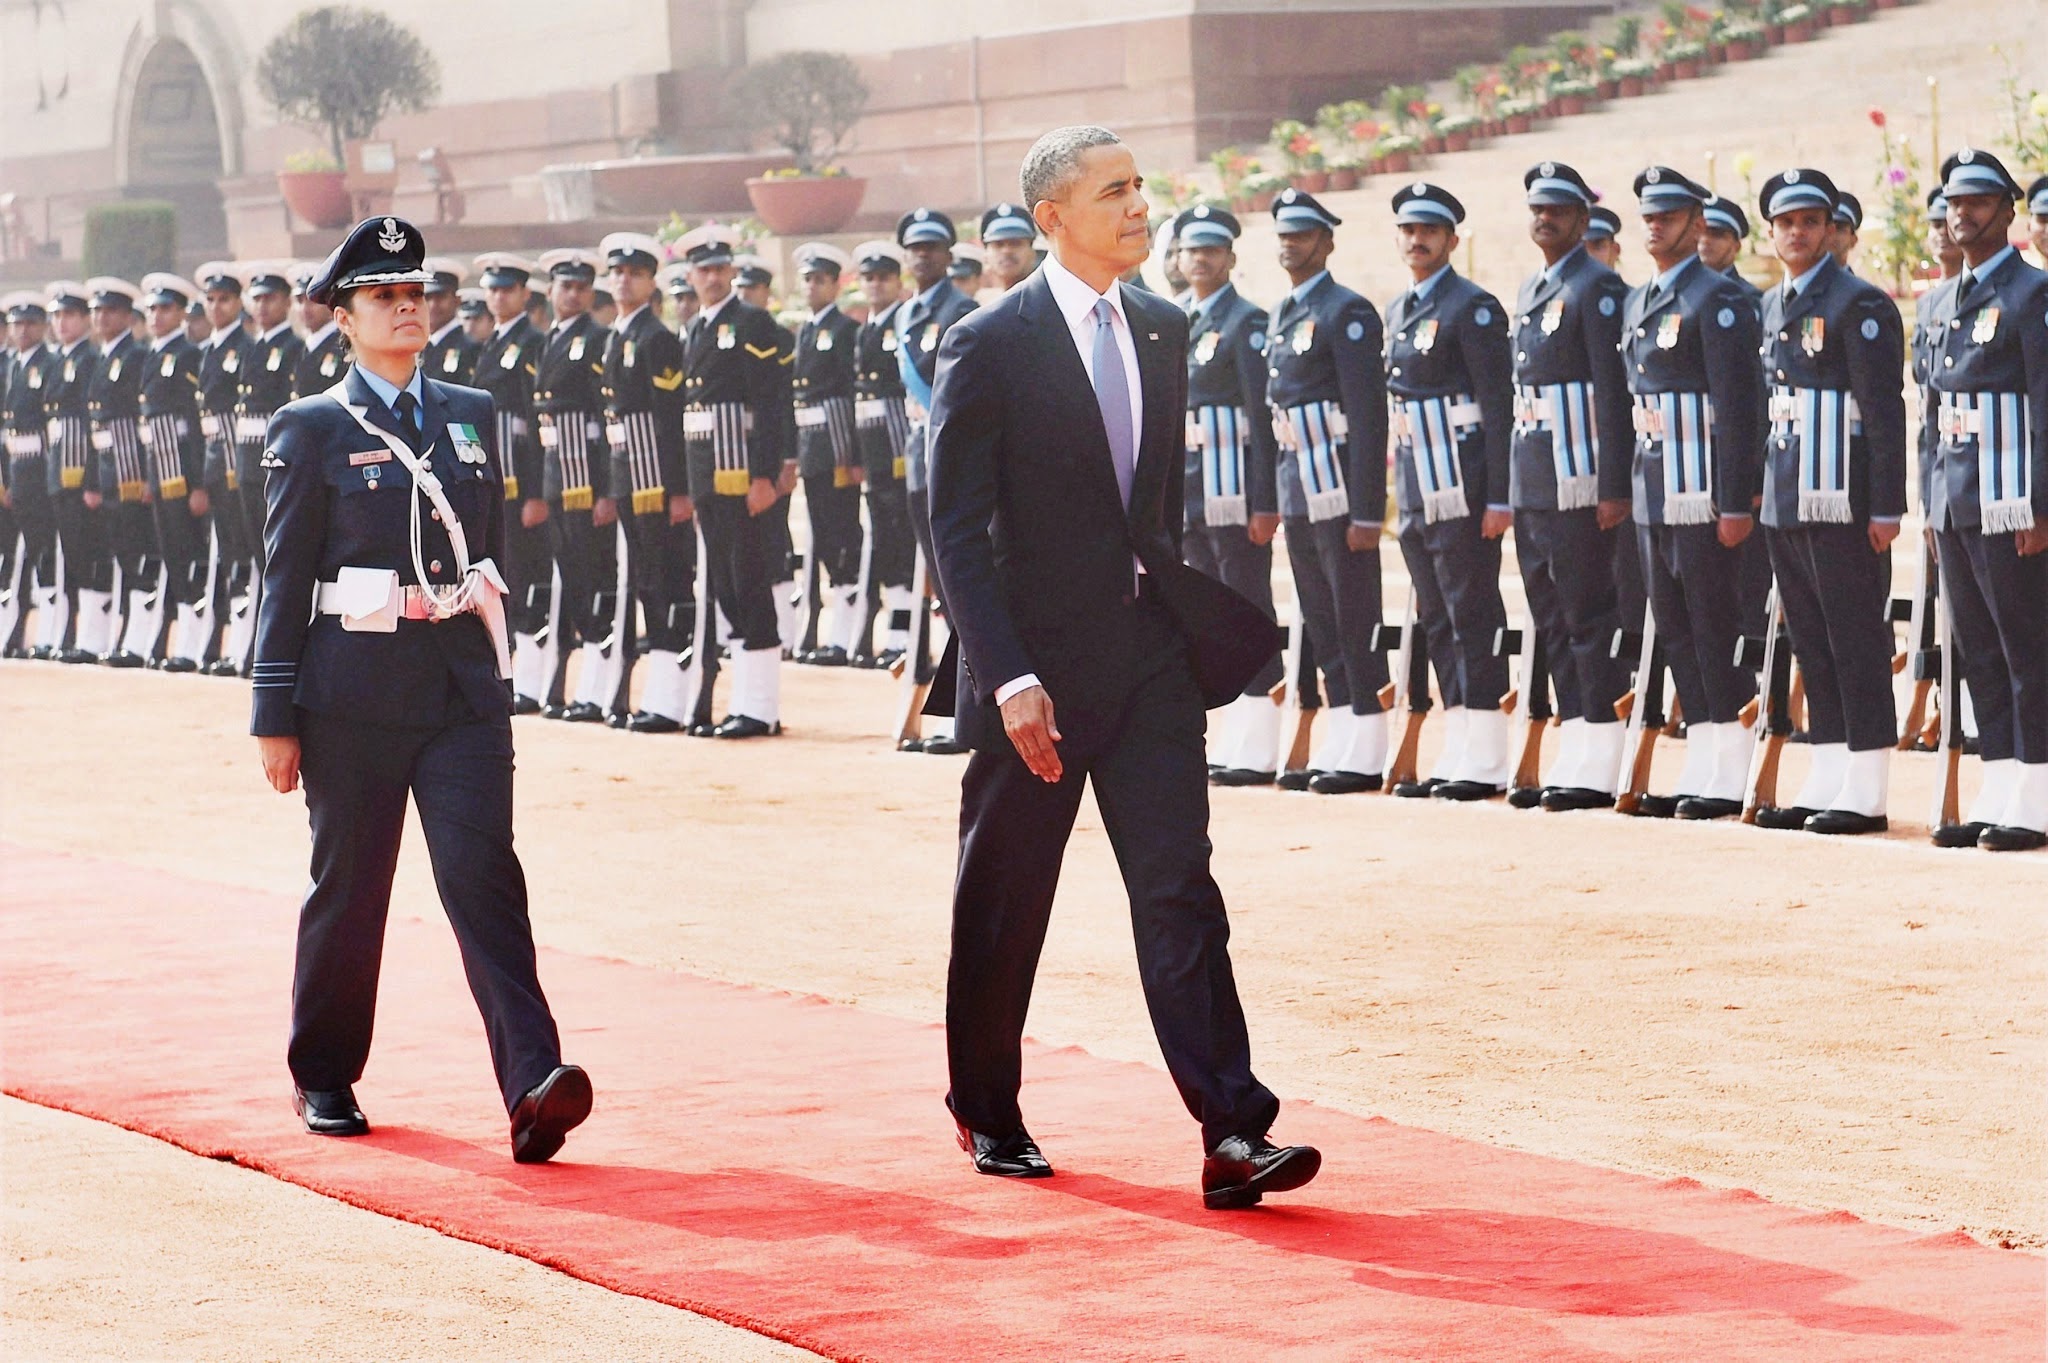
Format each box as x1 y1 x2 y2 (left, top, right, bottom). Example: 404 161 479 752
323 380 481 618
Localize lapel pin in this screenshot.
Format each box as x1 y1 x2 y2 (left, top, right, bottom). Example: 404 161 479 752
1147 332 1159 341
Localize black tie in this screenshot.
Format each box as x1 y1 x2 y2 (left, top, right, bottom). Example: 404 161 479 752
1957 269 1976 295
393 391 421 451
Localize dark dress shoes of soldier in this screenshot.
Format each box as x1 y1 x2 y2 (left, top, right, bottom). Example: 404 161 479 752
1541 786 1615 812
628 710 683 734
1276 767 1319 792
540 703 569 720
956 1121 1054 1179
1805 810 1888 836
1507 785 1545 809
1393 777 1443 799
510 1063 594 1164
203 657 241 677
1752 804 1820 831
1308 770 1379 794
1632 793 1681 819
294 1085 370 1138
712 715 780 739
803 645 850 667
1433 779 1502 802
1980 825 2048 853
1931 821 1990 849
1675 796 1743 821
161 656 200 674
1214 766 1280 788
511 695 543 716
561 701 606 723
1201 1134 1323 1210
103 650 149 669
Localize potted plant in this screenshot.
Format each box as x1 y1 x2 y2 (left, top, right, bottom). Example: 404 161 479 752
1434 113 1482 153
256 6 440 232
1549 77 1599 116
733 51 871 235
1778 3 1816 40
1211 147 1258 211
1371 133 1419 174
1827 0 1867 22
1665 39 1708 79
1322 156 1361 192
1611 57 1657 97
1244 171 1291 213
1497 98 1540 136
1271 119 1328 193
1722 19 1766 59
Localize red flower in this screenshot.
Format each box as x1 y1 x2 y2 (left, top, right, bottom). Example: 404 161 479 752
1868 107 1887 128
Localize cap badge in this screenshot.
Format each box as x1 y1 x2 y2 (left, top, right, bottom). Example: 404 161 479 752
1280 190 1297 204
1958 148 1975 164
1646 168 1662 184
1785 169 1801 183
1193 204 1210 218
1411 182 1427 195
377 218 406 253
1540 162 1555 178
997 203 1011 215
914 208 930 221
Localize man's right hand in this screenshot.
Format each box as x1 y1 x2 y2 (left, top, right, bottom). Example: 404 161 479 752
591 496 617 528
1346 522 1380 552
258 735 301 793
668 493 694 525
1001 684 1063 784
1247 512 1280 547
1597 498 1632 531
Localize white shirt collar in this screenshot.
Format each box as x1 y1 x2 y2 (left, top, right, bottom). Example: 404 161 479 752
429 318 462 345
492 316 520 338
612 303 648 334
150 331 179 352
1039 249 1127 332
697 292 737 327
305 319 337 348
208 317 246 348
258 320 293 342
1410 262 1454 300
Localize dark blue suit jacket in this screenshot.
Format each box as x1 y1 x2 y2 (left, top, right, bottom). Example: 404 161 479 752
250 366 507 737
924 269 1279 750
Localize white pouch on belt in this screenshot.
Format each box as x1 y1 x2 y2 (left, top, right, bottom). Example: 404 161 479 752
334 566 401 633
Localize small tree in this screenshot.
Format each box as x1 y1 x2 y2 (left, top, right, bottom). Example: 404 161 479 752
257 6 441 166
730 51 870 175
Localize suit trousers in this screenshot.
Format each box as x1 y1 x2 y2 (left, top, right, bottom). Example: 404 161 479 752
1766 524 1897 751
1398 513 1510 711
547 505 615 660
1640 522 1755 725
1937 527 2048 764
698 493 778 650
804 473 865 588
1184 520 1284 696
1282 515 1386 713
150 494 210 608
502 504 553 637
291 701 562 1111
1515 507 1628 725
625 500 696 655
945 597 1280 1151
107 499 158 595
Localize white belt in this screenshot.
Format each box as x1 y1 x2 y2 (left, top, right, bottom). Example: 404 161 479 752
90 429 115 451
1513 381 1589 429
1769 388 1862 428
683 404 751 437
137 417 190 447
854 398 888 423
1389 395 1481 442
795 404 829 429
199 413 223 438
316 578 466 622
235 413 271 441
5 432 42 457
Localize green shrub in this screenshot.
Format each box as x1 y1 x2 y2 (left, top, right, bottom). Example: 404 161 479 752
83 201 176 280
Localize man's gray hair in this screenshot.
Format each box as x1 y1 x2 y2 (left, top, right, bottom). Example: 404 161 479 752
1020 126 1124 210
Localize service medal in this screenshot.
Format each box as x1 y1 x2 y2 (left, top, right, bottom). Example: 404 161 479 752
1655 314 1681 350
1799 317 1825 357
266 347 282 372
623 340 636 367
63 360 75 382
718 324 737 350
500 345 519 369
1971 307 1999 344
817 330 834 351
921 323 939 353
1291 319 1316 354
364 464 381 486
321 354 338 377
107 358 122 382
442 349 459 372
27 367 41 389
1540 299 1564 335
161 355 177 377
1413 319 1438 354
569 335 586 362
1194 331 1222 365
882 331 899 353
221 350 239 374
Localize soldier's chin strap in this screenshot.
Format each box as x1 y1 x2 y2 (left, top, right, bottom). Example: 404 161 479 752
323 378 512 680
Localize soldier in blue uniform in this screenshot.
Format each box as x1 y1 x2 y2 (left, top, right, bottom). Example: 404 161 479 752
42 282 106 662
421 257 479 385
193 262 252 673
1507 162 1635 811
1922 149 2048 851
790 243 865 665
1262 188 1388 792
86 278 157 666
3 295 58 658
1747 168 1908 835
290 264 348 400
1829 191 1863 270
250 215 591 1160
1384 183 1515 801
1620 166 1766 820
853 239 917 665
979 201 1041 298
1169 204 1284 786
2027 176 2048 261
948 241 985 296
1584 204 1624 274
1700 194 1774 644
135 273 211 670
469 253 552 713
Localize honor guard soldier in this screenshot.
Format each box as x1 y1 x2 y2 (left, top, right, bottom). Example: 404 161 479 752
1585 205 1649 631
2027 176 2048 261
852 239 917 664
234 264 306 581
600 231 694 731
250 215 591 1160
1584 204 1624 274
1746 169 1908 834
1830 191 1863 270
677 223 788 737
979 201 1041 299
1264 188 1389 792
1384 182 1516 800
290 264 348 400
193 262 253 673
1703 194 1774 641
1923 149 2048 850
43 282 106 661
531 248 618 721
469 253 552 712
136 273 212 670
87 277 156 666
421 257 479 384
790 242 865 665
735 253 804 654
458 287 492 345
1170 205 1285 786
658 262 696 334
1508 162 1636 811
4 295 59 658
949 241 986 296
1621 166 1766 820
1914 191 1964 489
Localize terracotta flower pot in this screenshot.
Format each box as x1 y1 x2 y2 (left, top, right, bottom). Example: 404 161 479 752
1726 39 1756 60
277 170 352 230
1784 19 1814 41
1327 167 1360 191
1381 150 1413 174
1291 170 1329 193
1872 0 1899 8
743 174 868 236
1250 190 1278 212
1597 79 1619 98
1230 195 1253 214
1443 132 1472 153
1558 95 1589 116
1765 22 1783 43
1505 114 1533 136
1422 135 1446 154
1673 58 1701 79
1656 60 1675 80
1618 75 1645 97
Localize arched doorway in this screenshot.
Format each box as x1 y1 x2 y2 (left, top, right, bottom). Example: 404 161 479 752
123 38 228 255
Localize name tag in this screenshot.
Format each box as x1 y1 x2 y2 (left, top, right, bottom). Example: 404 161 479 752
348 448 393 466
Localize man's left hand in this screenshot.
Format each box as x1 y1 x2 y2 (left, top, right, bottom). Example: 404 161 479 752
1868 520 1901 555
1248 512 1280 547
777 461 799 497
1480 508 1513 540
520 497 550 529
1718 513 1753 549
2017 525 2048 557
746 477 778 516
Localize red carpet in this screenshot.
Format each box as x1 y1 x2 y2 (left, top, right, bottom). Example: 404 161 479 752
2 846 2039 1362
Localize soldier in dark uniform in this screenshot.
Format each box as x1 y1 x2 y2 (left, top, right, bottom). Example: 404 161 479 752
0 305 18 655
193 261 252 674
1170 205 1284 786
736 254 803 656
135 273 212 671
1830 191 1863 271
979 201 1041 299
1743 168 1908 835
659 264 698 334
3 295 58 658
290 264 348 400
1383 183 1515 800
1507 163 1635 811
895 207 978 569
42 282 105 661
677 223 788 738
790 243 864 665
1701 194 1774 641
598 232 693 732
230 265 306 672
250 215 590 1160
459 288 492 345
2027 176 2048 262
1621 166 1766 820
1583 204 1624 274
87 278 156 666
948 242 985 297
421 256 479 386
1263 189 1388 792
531 248 617 721
469 253 551 713
1922 149 2048 851
853 239 916 665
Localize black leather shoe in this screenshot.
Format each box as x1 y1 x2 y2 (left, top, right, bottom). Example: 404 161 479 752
203 657 240 676
560 700 604 723
628 712 682 734
1751 804 1819 831
541 703 568 720
103 650 148 669
1275 768 1319 792
512 694 543 715
897 736 928 753
160 656 199 674
1201 1134 1322 1210
1932 821 1990 849
1433 779 1503 802
1632 793 1682 819
293 1085 369 1138
1211 767 1279 788
921 736 968 756
804 645 850 667
1 645 22 660
59 648 98 664
713 714 780 739
1309 770 1382 795
606 710 630 729
687 720 718 737
510 1064 593 1164
1980 825 2048 852
1805 809 1889 836
1507 785 1547 809
1541 786 1615 812
956 1122 1053 1179
29 645 56 661
1392 777 1443 799
1675 796 1742 820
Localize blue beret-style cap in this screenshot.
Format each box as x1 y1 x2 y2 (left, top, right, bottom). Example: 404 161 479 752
306 216 433 307
897 208 957 247
1759 168 1838 221
1390 182 1465 227
1271 187 1343 232
1172 203 1241 248
1939 147 2021 202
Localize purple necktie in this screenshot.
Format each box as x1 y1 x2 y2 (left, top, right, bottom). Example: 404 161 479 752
1091 298 1135 508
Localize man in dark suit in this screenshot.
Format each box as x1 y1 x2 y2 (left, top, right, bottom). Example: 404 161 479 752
926 125 1320 1210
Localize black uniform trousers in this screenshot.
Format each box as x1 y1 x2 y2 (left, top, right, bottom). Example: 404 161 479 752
804 473 864 587
502 506 553 639
52 487 110 603
107 494 159 605
1766 524 1897 751
1639 522 1755 725
946 595 1280 1151
1185 521 1284 696
8 459 56 636
1397 513 1509 711
698 493 778 650
1612 515 1649 632
547 505 615 660
1516 508 1628 724
151 493 210 610
233 440 269 571
292 695 562 1112
1282 515 1385 713
1937 527 2047 765
623 499 696 655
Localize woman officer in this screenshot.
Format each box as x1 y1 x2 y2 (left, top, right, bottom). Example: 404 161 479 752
250 215 591 1162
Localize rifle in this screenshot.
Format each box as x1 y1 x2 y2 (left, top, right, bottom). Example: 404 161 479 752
1612 602 1663 815
1895 535 1940 751
1271 610 1316 774
1930 548 1963 830
794 542 821 659
889 543 935 747
1740 582 1793 824
1502 619 1551 797
1375 588 1430 790
680 518 717 729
